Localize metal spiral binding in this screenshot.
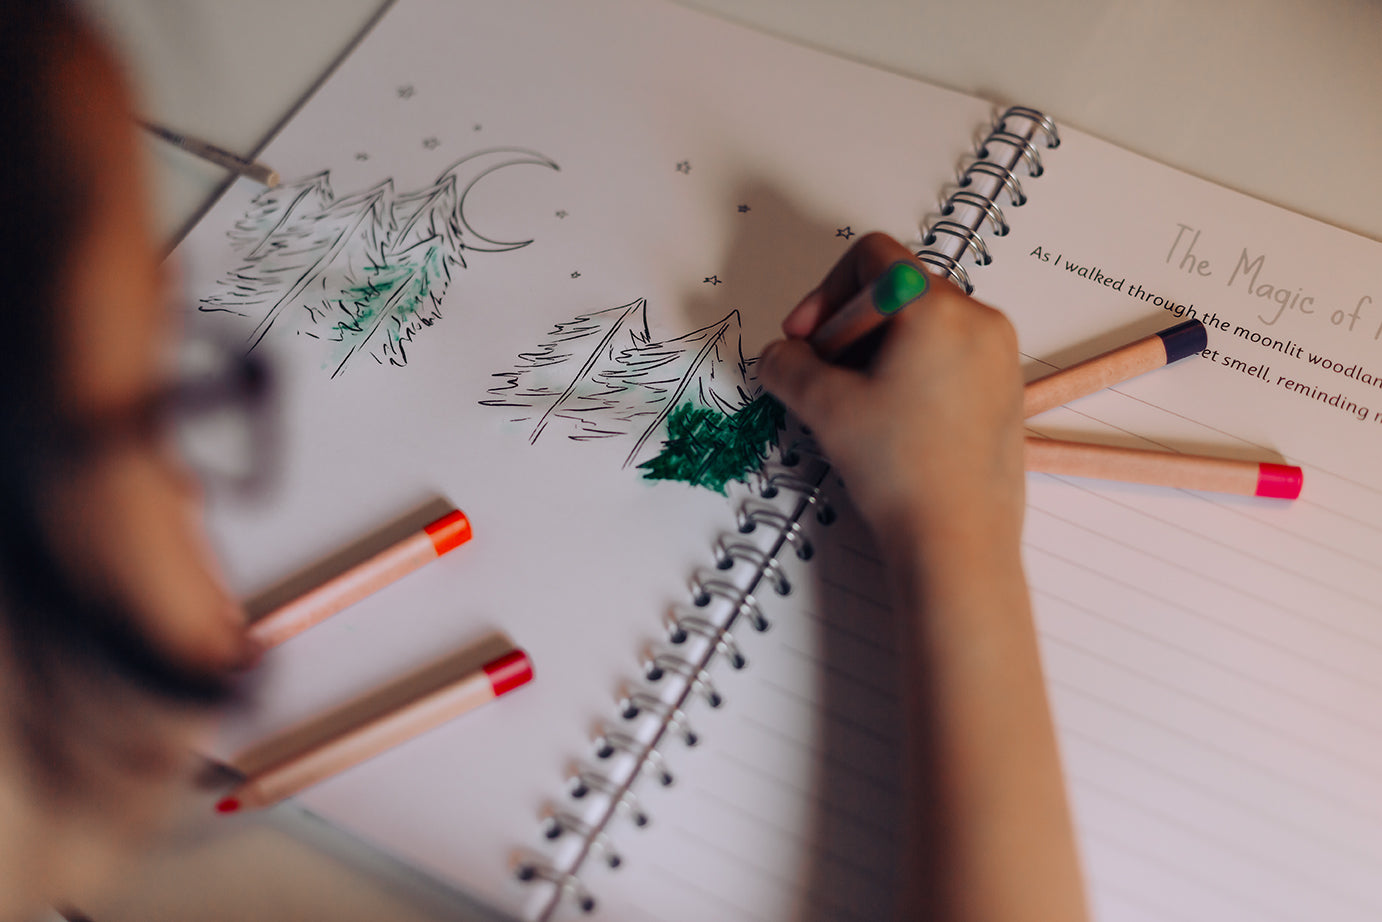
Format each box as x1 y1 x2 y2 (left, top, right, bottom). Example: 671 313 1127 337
758 472 836 526
713 538 790 595
519 440 836 918
567 771 650 827
918 106 1059 294
734 503 813 560
660 615 747 669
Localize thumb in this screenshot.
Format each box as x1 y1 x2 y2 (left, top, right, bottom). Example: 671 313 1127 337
758 337 861 433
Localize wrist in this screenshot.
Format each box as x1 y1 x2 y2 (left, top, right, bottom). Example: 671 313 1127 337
877 495 1028 626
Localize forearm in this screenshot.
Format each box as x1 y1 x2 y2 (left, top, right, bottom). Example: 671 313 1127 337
759 232 1086 920
890 527 1088 922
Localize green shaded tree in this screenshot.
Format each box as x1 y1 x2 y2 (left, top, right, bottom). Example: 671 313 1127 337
326 236 450 375
638 393 785 493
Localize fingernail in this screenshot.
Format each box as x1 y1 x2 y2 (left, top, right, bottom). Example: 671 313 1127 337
759 339 783 372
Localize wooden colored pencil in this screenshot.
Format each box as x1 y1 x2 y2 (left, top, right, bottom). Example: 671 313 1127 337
809 259 930 363
140 120 280 187
1024 319 1207 418
215 649 533 813
1024 437 1302 499
248 509 473 649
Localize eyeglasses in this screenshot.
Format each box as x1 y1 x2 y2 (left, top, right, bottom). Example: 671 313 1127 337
52 336 278 496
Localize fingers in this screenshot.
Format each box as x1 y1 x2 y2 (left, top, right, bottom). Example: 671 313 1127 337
782 232 918 337
758 337 860 433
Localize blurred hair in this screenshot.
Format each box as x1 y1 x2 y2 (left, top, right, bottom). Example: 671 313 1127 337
0 0 230 785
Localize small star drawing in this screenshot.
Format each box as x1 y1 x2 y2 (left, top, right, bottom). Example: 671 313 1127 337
737 204 751 213
355 152 369 161
675 160 691 174
555 210 568 219
422 137 440 150
703 275 723 286
836 226 855 239
397 84 415 99
571 271 581 279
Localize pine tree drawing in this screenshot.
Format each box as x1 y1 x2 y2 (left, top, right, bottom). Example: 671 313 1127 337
325 235 450 375
201 148 559 375
482 298 783 490
481 299 653 441
637 393 785 493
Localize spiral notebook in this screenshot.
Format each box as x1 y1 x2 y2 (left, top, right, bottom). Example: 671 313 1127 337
177 0 1382 919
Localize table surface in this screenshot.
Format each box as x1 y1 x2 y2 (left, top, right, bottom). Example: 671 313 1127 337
70 0 1382 919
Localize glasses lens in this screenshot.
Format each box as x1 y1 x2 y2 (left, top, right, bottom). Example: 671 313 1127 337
165 336 275 493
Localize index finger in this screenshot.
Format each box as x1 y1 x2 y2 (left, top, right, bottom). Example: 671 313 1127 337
782 232 920 338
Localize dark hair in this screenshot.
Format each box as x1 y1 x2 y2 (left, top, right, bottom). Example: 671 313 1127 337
0 0 230 782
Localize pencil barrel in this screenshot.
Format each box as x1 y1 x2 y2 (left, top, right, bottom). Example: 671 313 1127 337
1024 438 1263 495
1024 336 1166 418
248 532 439 648
243 671 496 806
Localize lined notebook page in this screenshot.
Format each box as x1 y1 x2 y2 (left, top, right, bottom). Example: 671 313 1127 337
566 476 903 922
537 122 1382 921
973 125 1382 920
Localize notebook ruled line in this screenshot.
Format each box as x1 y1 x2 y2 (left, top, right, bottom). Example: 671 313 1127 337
711 747 897 841
775 640 900 703
1026 499 1382 659
1041 630 1382 790
1058 725 1382 871
754 676 901 749
1067 770 1382 916
1047 678 1382 832
688 782 893 886
1025 532 1382 696
733 712 901 795
1032 582 1382 740
1077 826 1288 922
645 862 774 922
667 823 875 922
791 606 898 656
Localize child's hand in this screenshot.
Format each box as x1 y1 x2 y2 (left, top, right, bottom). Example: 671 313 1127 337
759 232 1025 555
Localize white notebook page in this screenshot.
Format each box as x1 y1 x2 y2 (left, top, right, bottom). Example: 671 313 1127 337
171 0 1382 919
175 0 982 917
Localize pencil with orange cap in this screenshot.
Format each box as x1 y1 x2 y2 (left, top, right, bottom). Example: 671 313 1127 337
248 508 473 649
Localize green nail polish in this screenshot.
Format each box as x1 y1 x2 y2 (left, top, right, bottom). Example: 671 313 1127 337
871 261 928 315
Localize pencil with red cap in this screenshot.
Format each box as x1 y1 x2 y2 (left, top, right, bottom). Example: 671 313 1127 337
215 648 533 814
248 508 473 649
1025 437 1303 499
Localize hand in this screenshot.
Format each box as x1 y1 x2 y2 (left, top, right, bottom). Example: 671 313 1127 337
764 234 1087 922
759 232 1025 557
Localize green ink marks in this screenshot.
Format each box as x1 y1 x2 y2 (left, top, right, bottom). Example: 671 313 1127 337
638 394 785 493
482 298 787 493
327 237 450 376
202 149 559 376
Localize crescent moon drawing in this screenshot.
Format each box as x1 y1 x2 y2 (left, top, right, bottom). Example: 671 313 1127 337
203 145 562 375
440 146 561 253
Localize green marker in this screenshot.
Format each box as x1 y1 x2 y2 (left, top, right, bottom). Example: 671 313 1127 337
808 260 929 364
